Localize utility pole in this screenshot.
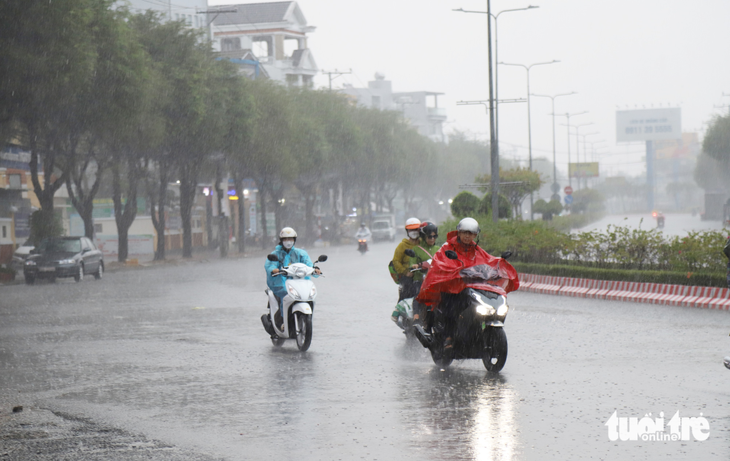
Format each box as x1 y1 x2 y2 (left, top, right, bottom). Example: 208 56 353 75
321 69 352 91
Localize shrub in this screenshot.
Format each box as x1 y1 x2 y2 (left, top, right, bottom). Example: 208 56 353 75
450 191 480 217
478 193 512 219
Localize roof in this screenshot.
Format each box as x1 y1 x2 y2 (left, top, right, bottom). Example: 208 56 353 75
211 2 306 26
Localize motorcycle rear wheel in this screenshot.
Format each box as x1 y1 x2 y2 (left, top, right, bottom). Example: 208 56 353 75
482 328 508 372
295 312 313 351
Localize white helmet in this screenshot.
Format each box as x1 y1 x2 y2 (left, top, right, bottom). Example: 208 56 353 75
279 227 297 239
405 217 421 230
456 217 480 234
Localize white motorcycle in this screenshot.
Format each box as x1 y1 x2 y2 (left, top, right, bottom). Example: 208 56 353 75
261 254 327 351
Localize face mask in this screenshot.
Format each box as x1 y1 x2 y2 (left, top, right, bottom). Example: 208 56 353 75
282 240 294 250
408 231 420 240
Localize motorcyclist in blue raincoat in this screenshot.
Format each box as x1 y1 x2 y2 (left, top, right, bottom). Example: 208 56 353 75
265 227 320 328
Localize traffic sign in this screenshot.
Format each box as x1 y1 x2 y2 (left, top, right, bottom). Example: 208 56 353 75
550 193 561 202
551 182 560 193
564 186 574 195
564 195 574 205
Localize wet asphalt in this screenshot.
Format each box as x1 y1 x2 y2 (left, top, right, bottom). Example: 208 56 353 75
1 241 730 460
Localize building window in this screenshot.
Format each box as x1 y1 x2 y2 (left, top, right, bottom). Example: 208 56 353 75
302 75 313 88
221 38 241 51
2 226 6 238
94 223 103 234
371 95 381 109
286 74 299 86
8 174 21 189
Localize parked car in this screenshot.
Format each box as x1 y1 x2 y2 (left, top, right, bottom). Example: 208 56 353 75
24 237 104 285
371 220 396 242
11 239 35 272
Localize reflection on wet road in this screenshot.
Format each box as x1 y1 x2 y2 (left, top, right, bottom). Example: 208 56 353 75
2 241 730 459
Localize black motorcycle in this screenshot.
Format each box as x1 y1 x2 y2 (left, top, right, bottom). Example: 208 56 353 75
414 250 515 372
357 239 368 255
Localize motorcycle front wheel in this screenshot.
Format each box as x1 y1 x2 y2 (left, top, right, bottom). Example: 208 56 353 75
295 312 313 351
271 338 285 347
482 328 508 372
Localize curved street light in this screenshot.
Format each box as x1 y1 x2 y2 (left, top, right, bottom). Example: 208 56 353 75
500 60 560 219
531 91 576 196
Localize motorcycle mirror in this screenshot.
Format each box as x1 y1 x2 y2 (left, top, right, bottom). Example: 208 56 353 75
404 249 416 257
500 251 513 260
445 250 459 260
267 254 279 262
317 255 328 262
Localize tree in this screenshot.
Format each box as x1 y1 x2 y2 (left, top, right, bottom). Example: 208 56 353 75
244 80 296 247
0 0 110 238
66 4 149 241
703 115 730 165
477 168 542 218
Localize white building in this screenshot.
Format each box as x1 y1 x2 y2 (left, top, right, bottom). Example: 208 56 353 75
114 0 209 29
210 2 317 86
340 74 447 143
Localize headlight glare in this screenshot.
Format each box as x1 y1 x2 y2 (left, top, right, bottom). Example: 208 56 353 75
25 260 36 266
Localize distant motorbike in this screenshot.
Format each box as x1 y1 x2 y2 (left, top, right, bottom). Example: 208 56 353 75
652 211 665 229
261 254 327 351
357 239 368 255
414 250 517 372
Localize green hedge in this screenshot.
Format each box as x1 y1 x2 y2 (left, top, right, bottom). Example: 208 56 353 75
512 262 728 288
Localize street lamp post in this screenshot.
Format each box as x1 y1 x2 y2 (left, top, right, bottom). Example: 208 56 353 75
500 60 560 220
453 4 538 223
553 111 588 188
531 92 576 200
454 6 538 153
577 131 599 189
561 122 594 190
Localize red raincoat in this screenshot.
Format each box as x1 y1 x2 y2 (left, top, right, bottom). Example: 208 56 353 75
416 230 520 307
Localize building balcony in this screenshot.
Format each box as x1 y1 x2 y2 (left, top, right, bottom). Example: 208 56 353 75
427 107 447 120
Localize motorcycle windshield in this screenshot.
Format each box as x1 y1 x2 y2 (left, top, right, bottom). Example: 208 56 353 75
459 264 511 291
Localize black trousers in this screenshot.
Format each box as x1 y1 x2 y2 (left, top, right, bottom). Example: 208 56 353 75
433 292 467 340
398 276 421 301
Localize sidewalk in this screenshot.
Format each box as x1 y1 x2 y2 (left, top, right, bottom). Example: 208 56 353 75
0 245 274 286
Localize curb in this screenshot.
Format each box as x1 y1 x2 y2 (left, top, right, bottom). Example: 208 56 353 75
518 273 730 310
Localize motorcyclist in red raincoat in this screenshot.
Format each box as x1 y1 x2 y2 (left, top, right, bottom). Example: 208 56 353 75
416 217 519 352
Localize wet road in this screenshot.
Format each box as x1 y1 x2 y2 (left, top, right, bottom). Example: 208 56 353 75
2 242 730 460
575 212 729 237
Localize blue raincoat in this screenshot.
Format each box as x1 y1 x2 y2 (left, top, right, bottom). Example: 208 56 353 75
265 244 316 314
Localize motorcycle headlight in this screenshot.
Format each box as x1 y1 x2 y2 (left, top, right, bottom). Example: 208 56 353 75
287 285 301 300
496 300 509 317
295 269 306 278
472 292 496 316
309 285 317 298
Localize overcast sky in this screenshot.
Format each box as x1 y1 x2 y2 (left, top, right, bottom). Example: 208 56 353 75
209 0 730 180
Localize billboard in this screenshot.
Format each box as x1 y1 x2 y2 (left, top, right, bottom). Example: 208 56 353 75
654 132 699 159
616 108 681 142
569 162 600 178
